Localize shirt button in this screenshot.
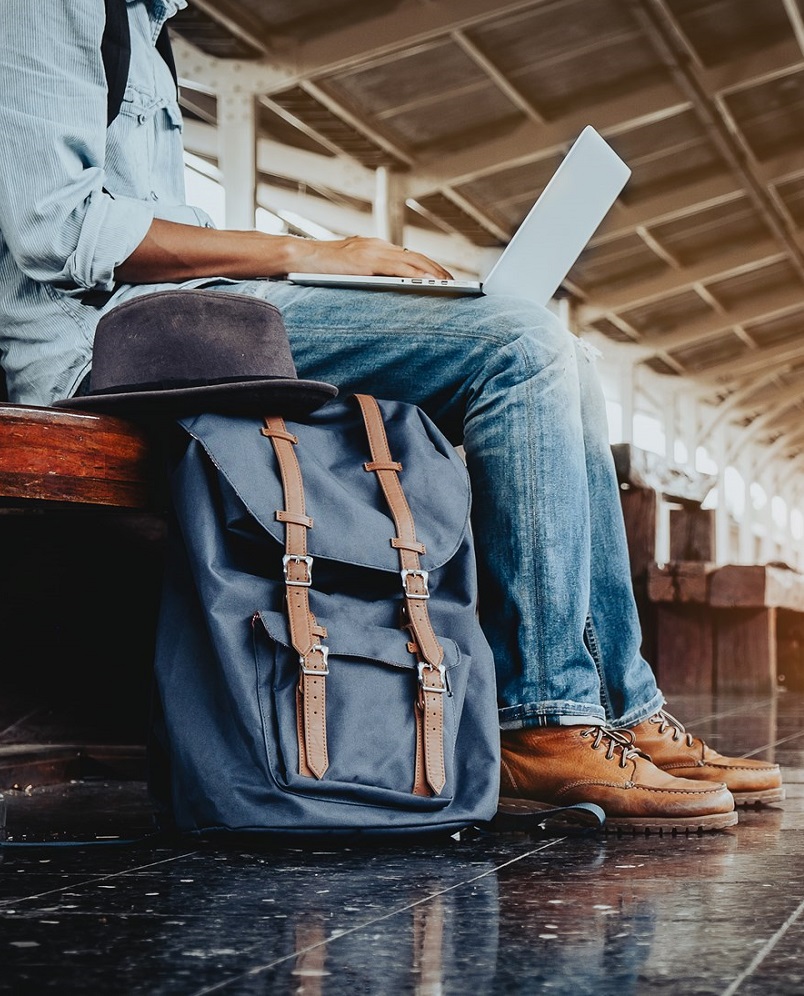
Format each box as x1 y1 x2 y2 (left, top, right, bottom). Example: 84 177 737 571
150 191 159 201
137 113 147 124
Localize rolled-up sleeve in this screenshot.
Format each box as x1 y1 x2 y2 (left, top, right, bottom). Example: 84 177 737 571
0 0 154 291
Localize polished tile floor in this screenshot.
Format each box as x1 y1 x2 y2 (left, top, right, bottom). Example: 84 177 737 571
1 690 803 994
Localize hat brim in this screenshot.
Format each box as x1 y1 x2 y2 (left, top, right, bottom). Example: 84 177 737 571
55 377 338 420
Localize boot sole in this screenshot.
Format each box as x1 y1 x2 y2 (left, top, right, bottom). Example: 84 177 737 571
498 797 738 834
732 787 786 807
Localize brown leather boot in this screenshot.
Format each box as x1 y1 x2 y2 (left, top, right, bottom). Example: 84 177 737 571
625 710 784 807
499 725 737 834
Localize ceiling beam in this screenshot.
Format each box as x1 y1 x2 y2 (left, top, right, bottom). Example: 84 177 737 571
593 143 804 248
689 337 804 383
173 0 552 94
450 29 545 124
635 286 804 353
187 0 270 56
693 367 789 449
183 119 376 200
592 176 745 244
632 0 804 288
581 238 784 313
408 83 687 197
698 37 804 94
290 0 552 81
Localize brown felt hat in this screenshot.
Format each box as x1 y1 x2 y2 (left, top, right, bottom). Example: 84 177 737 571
56 290 337 418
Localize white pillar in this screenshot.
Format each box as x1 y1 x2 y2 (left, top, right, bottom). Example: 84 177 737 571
619 361 636 445
713 423 730 564
738 444 755 564
794 481 804 570
678 390 697 468
373 166 406 246
218 91 256 230
758 467 776 563
665 388 679 463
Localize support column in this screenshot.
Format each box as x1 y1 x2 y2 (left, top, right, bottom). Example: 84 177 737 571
373 166 407 246
218 91 256 230
758 468 776 564
713 423 729 564
738 444 755 564
679 394 698 470
619 361 636 445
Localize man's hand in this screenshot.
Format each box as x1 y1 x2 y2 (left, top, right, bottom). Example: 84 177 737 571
286 235 453 280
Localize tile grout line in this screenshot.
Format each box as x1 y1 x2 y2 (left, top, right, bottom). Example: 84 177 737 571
720 895 804 996
186 837 568 996
677 696 804 758
0 850 200 908
740 727 804 759
681 697 778 730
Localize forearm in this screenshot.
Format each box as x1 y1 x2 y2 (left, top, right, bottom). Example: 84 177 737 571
115 219 453 283
115 220 299 283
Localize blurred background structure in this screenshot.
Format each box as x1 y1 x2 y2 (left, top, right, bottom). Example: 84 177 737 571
170 0 804 568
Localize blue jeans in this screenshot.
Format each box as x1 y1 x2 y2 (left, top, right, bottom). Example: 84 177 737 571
110 278 664 728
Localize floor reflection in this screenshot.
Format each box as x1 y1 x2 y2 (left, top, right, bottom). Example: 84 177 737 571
2 691 804 994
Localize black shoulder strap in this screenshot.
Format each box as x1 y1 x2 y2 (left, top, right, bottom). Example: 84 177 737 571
102 0 178 127
102 0 131 127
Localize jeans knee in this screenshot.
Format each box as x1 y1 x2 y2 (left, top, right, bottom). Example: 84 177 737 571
471 298 578 387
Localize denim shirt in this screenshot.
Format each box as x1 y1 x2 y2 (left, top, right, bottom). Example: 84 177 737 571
0 0 211 405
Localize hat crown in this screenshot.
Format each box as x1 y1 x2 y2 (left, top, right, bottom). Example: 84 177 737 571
55 289 338 418
90 290 297 393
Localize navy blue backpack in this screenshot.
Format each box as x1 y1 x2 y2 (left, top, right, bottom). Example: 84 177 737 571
150 394 502 838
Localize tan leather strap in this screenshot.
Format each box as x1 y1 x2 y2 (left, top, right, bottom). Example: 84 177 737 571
355 394 446 796
263 416 329 779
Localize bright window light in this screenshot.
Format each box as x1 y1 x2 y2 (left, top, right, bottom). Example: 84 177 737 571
278 211 336 241
183 161 225 229
256 207 286 235
696 445 718 475
633 413 665 455
605 399 622 444
791 508 803 540
751 482 768 510
723 466 744 517
772 495 788 529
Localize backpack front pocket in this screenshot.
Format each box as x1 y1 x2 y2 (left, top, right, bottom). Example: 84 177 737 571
254 610 459 810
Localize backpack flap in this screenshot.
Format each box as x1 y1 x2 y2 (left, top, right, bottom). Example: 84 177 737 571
178 397 471 575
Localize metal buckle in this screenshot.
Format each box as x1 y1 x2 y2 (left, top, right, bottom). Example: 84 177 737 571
283 554 313 587
417 661 446 692
300 644 329 676
401 569 430 600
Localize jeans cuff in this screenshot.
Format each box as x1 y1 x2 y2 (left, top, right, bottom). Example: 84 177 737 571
499 701 607 730
610 690 666 729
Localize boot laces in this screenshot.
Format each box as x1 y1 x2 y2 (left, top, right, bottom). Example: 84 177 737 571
580 726 643 768
650 709 695 747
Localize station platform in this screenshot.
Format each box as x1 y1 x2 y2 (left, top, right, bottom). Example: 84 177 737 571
1 689 801 994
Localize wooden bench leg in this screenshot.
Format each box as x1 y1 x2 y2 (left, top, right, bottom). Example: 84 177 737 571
654 603 715 695
714 607 777 693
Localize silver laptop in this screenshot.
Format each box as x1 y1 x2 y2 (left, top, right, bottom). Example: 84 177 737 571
287 125 630 305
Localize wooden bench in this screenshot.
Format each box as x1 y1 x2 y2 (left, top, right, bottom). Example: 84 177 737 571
648 561 804 694
0 403 157 510
0 402 162 790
